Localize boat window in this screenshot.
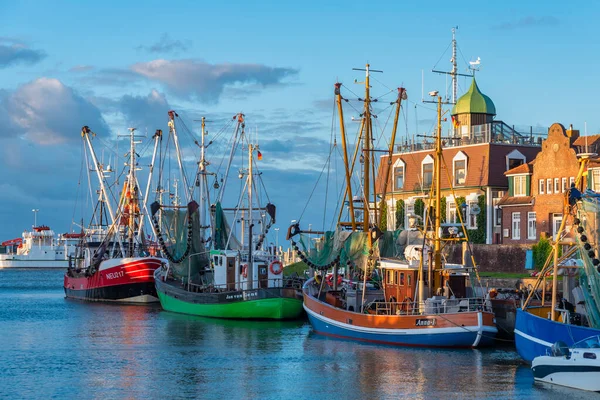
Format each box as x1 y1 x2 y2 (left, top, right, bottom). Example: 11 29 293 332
387 270 394 284
395 271 399 285
408 274 412 287
583 352 597 359
400 272 405 286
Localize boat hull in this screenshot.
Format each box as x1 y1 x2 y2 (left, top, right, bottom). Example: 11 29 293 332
515 308 600 363
532 355 600 392
63 257 163 303
0 259 68 269
303 289 497 348
155 270 304 320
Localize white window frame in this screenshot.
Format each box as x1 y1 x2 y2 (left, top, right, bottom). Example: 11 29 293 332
513 175 527 197
570 176 575 188
421 155 434 189
546 178 552 194
467 200 478 229
447 198 457 224
512 212 521 240
527 212 536 240
593 169 600 192
493 198 501 227
562 177 567 193
405 200 415 229
506 149 526 171
554 178 559 193
393 159 406 191
539 179 545 194
453 151 468 186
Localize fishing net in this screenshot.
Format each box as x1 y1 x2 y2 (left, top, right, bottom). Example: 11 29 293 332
293 229 403 271
212 202 241 251
157 205 208 279
575 193 600 328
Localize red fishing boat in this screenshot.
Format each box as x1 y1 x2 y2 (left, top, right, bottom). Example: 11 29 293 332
64 126 166 303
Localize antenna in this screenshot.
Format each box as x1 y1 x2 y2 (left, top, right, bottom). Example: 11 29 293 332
431 26 473 105
585 122 588 153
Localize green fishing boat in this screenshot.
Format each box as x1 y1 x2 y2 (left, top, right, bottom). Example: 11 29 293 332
152 112 304 319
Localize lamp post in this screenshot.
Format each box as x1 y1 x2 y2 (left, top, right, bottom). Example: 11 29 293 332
32 209 39 227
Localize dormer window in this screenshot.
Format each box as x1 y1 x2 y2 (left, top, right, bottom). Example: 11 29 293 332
422 155 434 188
514 175 527 197
453 151 468 186
393 159 405 190
506 149 526 171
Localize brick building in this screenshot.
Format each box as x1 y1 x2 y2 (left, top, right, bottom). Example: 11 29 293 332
498 123 600 244
377 78 543 244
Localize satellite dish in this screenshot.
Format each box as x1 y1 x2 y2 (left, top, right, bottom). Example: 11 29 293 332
470 205 481 215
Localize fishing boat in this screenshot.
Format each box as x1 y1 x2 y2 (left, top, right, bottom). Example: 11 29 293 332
63 126 167 303
532 335 600 392
289 65 497 348
0 226 79 269
515 159 600 361
153 112 303 319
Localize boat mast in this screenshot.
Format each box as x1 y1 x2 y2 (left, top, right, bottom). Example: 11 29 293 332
451 27 457 104
126 127 139 257
167 110 191 203
247 142 254 290
199 117 207 235
81 126 125 256
378 87 406 228
335 83 357 230
433 95 443 292
218 114 244 203
139 129 162 243
363 64 371 232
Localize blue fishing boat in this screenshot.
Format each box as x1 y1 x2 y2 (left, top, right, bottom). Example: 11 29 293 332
515 157 600 362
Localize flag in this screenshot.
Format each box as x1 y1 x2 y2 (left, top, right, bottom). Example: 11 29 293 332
451 115 460 128
257 150 263 161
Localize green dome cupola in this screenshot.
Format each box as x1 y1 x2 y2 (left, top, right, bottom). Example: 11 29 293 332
451 78 496 116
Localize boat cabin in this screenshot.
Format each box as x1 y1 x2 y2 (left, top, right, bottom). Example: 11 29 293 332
211 249 283 292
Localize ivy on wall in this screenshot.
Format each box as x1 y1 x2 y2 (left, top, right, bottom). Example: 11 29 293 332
414 199 425 227
395 199 405 229
379 199 387 231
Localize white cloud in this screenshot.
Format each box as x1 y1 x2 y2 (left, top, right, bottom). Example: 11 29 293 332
130 59 298 102
0 78 109 145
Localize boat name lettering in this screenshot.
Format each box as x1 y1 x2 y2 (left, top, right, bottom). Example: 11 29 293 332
106 271 124 280
243 291 258 300
415 318 437 327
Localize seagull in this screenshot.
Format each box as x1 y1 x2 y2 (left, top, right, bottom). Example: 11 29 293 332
469 57 481 66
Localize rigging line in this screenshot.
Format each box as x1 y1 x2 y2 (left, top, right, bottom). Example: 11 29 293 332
432 41 453 70
323 95 338 229
297 147 336 221
370 75 395 93
456 44 470 71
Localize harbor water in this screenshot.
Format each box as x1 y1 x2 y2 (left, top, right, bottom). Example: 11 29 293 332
0 269 597 400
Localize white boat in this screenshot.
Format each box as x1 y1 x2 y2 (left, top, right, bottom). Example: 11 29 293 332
0 226 80 269
532 335 600 392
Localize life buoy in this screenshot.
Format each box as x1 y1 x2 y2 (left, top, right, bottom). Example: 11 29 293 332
269 260 283 275
242 264 248 278
326 274 343 287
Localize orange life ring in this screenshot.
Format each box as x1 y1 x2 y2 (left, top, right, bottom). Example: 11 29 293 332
242 264 248 278
326 274 343 287
269 260 283 275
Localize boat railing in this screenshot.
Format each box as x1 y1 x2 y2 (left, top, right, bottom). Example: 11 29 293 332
366 297 491 316
185 276 304 293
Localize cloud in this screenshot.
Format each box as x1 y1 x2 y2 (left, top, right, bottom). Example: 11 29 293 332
0 38 46 68
118 89 171 132
492 16 559 30
79 67 143 87
137 33 191 54
0 78 109 145
69 65 94 73
130 59 298 102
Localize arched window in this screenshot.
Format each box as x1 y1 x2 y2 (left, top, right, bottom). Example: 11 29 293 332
421 155 434 189
453 151 468 186
393 158 406 190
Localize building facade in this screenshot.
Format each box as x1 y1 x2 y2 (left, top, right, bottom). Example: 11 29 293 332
376 78 543 244
497 123 600 244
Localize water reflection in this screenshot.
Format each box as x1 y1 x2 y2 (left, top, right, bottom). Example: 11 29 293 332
3 269 599 400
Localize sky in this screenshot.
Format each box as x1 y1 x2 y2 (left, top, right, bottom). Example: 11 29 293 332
0 0 597 245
